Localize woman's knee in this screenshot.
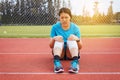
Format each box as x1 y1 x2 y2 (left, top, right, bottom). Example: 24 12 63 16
67 40 78 49
53 41 64 56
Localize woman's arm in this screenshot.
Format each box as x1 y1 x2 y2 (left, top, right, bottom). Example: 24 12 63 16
49 38 55 48
68 34 82 49
77 38 82 49
49 36 63 48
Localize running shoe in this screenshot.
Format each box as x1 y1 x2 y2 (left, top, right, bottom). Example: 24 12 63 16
68 60 79 73
54 60 64 73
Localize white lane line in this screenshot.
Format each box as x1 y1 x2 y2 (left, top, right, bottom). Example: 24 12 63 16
0 52 120 54
0 72 120 75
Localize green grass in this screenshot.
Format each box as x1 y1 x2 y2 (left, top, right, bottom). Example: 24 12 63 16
0 24 120 38
80 24 120 37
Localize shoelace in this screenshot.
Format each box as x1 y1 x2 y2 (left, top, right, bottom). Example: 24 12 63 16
54 60 61 67
71 60 78 69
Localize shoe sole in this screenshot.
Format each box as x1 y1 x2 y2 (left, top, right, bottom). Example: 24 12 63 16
68 65 79 74
54 69 64 73
68 69 78 73
54 65 64 73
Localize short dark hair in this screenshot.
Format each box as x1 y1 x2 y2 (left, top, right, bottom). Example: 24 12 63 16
59 7 72 18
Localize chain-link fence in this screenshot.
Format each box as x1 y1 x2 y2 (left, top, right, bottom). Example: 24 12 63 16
0 0 120 25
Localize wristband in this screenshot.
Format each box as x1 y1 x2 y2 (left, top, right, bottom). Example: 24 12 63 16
76 39 80 42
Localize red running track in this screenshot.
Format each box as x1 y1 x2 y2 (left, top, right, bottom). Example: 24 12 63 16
0 38 120 80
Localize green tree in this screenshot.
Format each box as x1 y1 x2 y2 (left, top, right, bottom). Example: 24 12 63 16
107 1 113 23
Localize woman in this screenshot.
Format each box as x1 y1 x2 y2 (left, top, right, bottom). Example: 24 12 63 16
49 7 82 73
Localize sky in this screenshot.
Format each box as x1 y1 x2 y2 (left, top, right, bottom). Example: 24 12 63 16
69 0 120 16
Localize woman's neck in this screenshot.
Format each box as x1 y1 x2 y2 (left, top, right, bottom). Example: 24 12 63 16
62 23 70 30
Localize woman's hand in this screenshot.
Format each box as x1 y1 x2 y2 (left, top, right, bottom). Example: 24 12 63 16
53 36 63 42
68 34 79 41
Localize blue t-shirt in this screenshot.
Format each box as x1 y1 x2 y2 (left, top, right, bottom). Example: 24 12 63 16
50 22 81 42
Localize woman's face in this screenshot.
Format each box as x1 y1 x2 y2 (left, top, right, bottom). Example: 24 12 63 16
59 12 71 27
